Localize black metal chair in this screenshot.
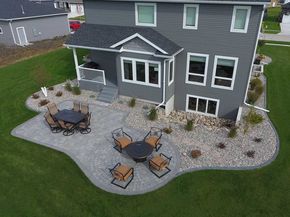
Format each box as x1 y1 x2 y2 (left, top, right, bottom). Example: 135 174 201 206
44 112 62 133
78 112 91 134
109 163 134 189
144 127 163 151
149 153 172 178
73 101 80 112
58 120 75 136
47 103 59 116
112 128 133 153
81 102 89 115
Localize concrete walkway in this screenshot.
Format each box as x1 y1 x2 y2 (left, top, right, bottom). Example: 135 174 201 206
11 101 180 195
260 33 290 42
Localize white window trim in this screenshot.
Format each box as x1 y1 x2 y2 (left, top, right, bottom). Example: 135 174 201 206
230 6 251 33
186 94 220 117
168 58 175 86
121 57 161 88
0 27 3 34
211 55 239 91
135 3 157 27
185 52 209 86
183 4 199 30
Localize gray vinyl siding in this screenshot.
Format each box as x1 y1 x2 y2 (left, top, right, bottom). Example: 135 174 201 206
11 15 69 44
0 22 14 45
84 0 262 119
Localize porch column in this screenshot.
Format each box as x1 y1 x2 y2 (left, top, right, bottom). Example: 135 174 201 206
72 48 81 81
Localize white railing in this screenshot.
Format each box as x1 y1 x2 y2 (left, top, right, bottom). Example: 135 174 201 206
78 64 106 85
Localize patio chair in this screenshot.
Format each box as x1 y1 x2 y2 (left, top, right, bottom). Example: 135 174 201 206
81 102 89 115
47 103 59 116
144 127 162 151
57 120 75 136
44 112 62 133
78 112 91 134
109 163 134 189
112 128 133 153
149 153 172 178
73 101 80 112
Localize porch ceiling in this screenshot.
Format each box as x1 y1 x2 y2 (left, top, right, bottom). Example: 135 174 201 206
65 23 182 56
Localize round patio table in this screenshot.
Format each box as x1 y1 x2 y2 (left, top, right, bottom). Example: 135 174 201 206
125 141 153 162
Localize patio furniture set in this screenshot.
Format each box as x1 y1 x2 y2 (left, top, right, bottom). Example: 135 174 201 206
44 101 91 136
109 127 172 189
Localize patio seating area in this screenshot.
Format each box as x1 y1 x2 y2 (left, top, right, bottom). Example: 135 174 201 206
12 100 180 195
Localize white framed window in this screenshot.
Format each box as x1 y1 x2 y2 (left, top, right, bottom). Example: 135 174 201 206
230 6 251 33
185 52 209 86
183 4 199 30
211 55 238 90
186 94 219 117
0 27 3 34
168 59 174 86
135 3 157 27
121 57 161 87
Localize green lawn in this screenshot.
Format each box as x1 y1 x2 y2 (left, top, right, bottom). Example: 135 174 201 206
70 15 85 21
1 46 290 217
263 7 281 34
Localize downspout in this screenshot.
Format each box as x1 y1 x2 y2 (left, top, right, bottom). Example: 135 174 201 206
9 20 19 46
156 58 170 109
243 5 269 113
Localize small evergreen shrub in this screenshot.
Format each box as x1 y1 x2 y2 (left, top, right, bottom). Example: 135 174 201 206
256 85 264 95
38 99 50 107
217 142 226 149
72 86 81 95
148 108 158 121
245 150 255 158
55 91 63 97
32 93 39 99
185 119 194 131
163 126 173 134
128 97 136 107
228 127 238 138
254 137 263 143
244 110 264 125
65 81 72 92
250 78 263 90
258 40 265 47
247 91 260 104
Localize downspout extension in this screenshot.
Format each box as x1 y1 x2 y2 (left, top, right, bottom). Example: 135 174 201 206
9 21 20 46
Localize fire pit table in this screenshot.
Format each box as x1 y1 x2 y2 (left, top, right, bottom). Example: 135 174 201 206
125 141 154 162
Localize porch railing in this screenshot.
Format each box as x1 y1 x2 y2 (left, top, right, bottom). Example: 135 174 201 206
78 64 106 85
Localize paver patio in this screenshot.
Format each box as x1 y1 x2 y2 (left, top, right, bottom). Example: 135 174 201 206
12 101 180 195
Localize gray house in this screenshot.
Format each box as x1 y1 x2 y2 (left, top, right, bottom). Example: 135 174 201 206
65 0 268 120
0 0 69 46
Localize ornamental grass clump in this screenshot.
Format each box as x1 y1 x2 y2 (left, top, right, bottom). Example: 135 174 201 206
72 86 81 95
65 81 72 92
163 126 173 134
38 99 50 107
148 108 158 121
32 93 39 99
128 97 136 107
55 91 63 97
48 86 54 91
244 110 264 125
185 119 194 131
247 78 264 105
228 127 238 138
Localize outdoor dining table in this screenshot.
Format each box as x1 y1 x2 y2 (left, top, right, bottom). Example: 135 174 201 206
125 141 153 162
54 109 86 125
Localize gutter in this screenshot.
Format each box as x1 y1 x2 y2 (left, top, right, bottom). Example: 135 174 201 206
0 13 68 22
243 5 269 113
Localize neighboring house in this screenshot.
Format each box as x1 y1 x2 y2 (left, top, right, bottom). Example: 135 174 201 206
54 0 84 18
280 2 290 33
65 0 268 120
0 0 69 46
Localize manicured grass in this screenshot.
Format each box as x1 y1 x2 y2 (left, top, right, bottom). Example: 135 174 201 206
70 15 85 21
1 46 290 216
262 7 281 34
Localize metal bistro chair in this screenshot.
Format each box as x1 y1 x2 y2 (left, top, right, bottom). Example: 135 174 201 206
78 112 91 134
111 128 133 153
58 120 75 136
47 103 59 116
109 163 134 189
144 127 163 151
44 112 62 133
81 102 89 115
149 153 172 178
73 101 81 112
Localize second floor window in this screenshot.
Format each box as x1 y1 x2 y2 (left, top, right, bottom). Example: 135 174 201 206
183 4 199 29
186 53 208 86
231 6 251 33
135 3 156 27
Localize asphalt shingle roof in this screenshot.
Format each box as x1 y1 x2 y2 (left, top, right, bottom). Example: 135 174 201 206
65 24 182 56
0 0 66 20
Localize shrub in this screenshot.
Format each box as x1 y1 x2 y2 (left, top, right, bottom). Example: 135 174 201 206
245 150 255 158
65 81 72 91
258 40 265 47
32 93 39 99
163 126 173 134
72 86 81 95
247 91 260 104
185 119 194 131
48 86 54 91
250 78 263 91
254 137 263 143
38 99 50 107
128 97 136 107
256 85 264 95
55 91 63 97
191 150 201 159
244 110 264 125
217 142 226 149
148 108 158 121
228 127 238 138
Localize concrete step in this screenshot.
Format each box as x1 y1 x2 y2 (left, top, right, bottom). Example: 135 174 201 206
97 86 118 104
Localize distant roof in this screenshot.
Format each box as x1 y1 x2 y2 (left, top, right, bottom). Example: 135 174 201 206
55 0 83 3
0 0 67 20
98 0 270 4
65 23 182 56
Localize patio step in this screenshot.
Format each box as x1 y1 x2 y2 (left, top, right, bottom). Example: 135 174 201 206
97 86 118 103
